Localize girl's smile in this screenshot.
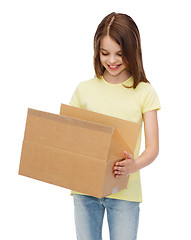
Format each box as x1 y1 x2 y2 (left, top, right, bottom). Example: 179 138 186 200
107 64 121 70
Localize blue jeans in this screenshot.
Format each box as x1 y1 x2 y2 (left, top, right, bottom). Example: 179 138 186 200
73 194 140 240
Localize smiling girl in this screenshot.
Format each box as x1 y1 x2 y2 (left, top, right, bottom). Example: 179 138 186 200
70 12 160 240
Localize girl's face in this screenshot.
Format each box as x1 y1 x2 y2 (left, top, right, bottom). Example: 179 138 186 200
100 36 129 79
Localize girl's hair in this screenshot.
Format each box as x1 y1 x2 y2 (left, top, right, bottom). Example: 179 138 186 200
94 12 149 88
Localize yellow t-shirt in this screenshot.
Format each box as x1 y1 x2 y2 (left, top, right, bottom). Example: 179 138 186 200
70 76 161 202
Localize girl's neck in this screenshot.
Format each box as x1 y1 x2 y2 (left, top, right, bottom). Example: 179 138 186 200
103 69 132 84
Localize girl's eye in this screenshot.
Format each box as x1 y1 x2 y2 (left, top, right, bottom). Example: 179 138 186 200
100 52 122 57
101 52 108 56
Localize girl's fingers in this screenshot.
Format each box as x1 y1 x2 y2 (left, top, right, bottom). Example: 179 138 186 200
114 172 125 178
113 166 125 175
115 160 125 167
124 151 133 159
114 166 124 171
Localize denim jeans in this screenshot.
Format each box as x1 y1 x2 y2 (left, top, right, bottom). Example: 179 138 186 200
73 194 140 240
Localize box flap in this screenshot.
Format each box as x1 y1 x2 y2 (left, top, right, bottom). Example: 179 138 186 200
60 104 140 154
107 129 131 162
25 108 115 161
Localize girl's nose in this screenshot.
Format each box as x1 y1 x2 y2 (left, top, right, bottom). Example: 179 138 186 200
108 55 117 64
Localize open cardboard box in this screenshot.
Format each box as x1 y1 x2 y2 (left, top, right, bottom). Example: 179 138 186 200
19 104 140 198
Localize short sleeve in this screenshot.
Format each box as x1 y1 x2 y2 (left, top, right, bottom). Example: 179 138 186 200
69 84 82 108
141 85 161 114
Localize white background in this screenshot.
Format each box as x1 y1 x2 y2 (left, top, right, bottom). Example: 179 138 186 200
1 0 191 239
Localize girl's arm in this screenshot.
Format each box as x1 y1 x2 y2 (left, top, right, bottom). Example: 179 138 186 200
113 110 159 177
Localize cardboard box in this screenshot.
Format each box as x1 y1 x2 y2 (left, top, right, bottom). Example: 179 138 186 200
19 104 140 198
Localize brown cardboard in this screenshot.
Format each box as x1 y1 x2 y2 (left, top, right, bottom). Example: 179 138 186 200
19 105 140 198
60 104 139 155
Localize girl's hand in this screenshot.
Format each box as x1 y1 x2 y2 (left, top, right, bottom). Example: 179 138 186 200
113 110 159 178
113 151 137 178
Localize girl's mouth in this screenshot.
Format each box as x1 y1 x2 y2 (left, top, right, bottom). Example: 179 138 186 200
107 64 121 70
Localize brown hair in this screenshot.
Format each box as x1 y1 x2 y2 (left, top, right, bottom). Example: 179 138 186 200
94 12 149 88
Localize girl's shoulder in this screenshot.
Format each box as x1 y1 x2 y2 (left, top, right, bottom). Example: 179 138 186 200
136 81 153 91
135 81 159 97
135 81 160 112
75 77 100 90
